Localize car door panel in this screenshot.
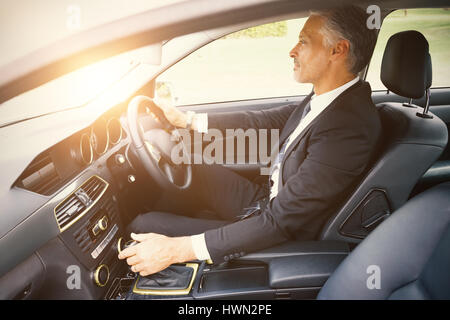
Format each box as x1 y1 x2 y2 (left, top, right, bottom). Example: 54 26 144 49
179 95 308 181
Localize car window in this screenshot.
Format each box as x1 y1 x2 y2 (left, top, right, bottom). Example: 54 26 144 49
366 8 450 90
156 18 312 106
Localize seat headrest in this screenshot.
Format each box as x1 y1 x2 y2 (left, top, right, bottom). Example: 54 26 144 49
381 30 430 98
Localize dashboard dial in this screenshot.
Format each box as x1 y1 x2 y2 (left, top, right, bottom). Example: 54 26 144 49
107 117 123 145
91 118 109 155
79 133 93 165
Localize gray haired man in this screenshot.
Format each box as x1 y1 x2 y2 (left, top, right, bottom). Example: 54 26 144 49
119 5 381 277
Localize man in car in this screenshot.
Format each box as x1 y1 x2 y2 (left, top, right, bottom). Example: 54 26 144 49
119 5 381 276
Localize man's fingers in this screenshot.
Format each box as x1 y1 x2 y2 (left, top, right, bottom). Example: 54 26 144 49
133 262 146 273
118 245 137 259
126 255 140 266
140 271 150 277
130 232 148 242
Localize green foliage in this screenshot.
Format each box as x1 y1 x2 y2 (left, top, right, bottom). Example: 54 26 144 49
223 21 287 39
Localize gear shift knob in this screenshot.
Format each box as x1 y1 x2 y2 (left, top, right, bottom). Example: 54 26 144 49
116 237 138 255
117 238 139 276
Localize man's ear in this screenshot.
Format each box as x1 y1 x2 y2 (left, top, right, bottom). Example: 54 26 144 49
330 39 350 62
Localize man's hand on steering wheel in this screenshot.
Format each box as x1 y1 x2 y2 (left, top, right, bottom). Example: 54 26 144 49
154 98 187 129
127 95 193 191
154 98 199 131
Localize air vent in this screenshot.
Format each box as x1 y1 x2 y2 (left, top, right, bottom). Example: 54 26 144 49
73 221 93 253
82 176 107 201
17 151 62 195
104 198 119 223
55 193 87 231
54 176 108 232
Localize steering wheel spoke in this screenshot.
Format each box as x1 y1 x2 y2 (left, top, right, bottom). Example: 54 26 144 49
144 141 162 163
127 95 192 191
161 163 175 184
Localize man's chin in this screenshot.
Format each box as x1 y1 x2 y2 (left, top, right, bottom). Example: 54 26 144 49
293 73 310 84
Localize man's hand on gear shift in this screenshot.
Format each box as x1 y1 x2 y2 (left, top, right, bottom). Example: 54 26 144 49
118 232 196 277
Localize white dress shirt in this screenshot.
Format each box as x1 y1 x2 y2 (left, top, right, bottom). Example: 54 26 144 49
190 76 359 261
269 76 360 199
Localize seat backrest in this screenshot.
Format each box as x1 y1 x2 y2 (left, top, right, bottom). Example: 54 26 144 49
320 31 448 243
318 182 450 300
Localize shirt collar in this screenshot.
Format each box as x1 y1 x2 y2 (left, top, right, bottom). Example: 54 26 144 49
310 76 359 112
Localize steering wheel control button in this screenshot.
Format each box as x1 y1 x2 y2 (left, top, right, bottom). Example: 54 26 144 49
115 154 126 165
127 175 136 183
94 264 110 287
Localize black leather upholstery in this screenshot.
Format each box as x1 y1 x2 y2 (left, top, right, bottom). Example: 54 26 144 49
135 265 193 290
237 240 349 264
381 30 430 98
269 254 347 288
320 31 447 243
320 102 448 242
318 182 450 300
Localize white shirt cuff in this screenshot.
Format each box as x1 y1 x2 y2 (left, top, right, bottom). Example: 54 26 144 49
192 113 208 133
191 233 212 261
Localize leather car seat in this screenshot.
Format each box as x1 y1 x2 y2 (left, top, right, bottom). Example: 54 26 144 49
320 31 448 243
318 181 450 299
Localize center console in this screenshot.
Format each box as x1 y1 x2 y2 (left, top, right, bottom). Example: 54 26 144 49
34 172 129 299
107 240 349 300
32 171 349 300
58 175 124 285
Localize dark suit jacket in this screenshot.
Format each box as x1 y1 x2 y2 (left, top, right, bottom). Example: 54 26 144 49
204 80 382 264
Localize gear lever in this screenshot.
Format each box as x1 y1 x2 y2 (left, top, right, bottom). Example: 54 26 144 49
117 238 139 277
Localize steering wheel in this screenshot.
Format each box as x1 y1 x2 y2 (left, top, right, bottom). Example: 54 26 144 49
127 95 192 191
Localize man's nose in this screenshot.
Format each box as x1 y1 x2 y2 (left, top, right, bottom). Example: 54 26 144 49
289 45 298 58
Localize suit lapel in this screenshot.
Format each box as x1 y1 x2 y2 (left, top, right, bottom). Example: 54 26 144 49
281 103 331 164
278 92 313 145
279 80 364 185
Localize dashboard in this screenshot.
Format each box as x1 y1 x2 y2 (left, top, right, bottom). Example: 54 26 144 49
0 101 157 299
15 115 126 197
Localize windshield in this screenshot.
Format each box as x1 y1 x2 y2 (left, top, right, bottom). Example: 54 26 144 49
0 45 161 127
0 0 187 69
0 0 186 126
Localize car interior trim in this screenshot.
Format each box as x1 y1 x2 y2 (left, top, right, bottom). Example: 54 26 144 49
132 262 199 296
53 175 109 233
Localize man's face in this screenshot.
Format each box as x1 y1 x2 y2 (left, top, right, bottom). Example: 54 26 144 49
289 15 331 84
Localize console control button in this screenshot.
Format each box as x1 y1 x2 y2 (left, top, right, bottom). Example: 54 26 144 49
94 264 110 287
